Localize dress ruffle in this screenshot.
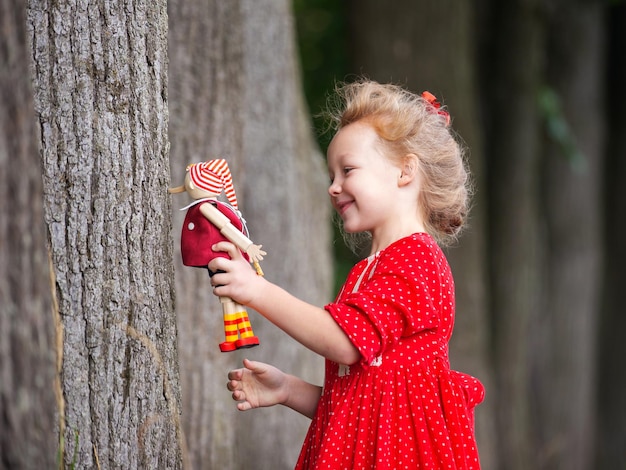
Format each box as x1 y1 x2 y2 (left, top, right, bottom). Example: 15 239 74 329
297 339 484 469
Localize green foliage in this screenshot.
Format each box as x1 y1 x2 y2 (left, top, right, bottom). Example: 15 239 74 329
57 428 80 470
294 1 360 292
70 430 80 469
293 0 349 150
537 86 587 172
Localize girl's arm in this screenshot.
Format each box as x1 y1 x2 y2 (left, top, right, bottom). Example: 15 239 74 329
227 359 322 419
282 373 323 419
209 242 361 366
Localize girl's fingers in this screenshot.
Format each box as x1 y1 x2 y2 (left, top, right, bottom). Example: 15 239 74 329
226 380 238 392
208 256 230 274
212 241 240 259
242 358 263 373
237 401 251 412
228 368 243 381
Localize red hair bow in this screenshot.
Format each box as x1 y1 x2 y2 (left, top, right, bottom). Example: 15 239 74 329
422 91 451 126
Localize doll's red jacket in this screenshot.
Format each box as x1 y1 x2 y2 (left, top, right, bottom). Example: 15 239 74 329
180 199 249 268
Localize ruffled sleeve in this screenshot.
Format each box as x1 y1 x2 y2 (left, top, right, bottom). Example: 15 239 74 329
325 235 450 365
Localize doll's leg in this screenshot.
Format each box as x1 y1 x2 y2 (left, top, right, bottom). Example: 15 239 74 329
210 269 240 352
233 303 260 349
219 297 241 352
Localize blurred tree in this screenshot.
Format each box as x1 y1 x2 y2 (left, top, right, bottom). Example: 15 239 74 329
482 1 605 468
168 0 330 468
0 1 57 468
530 2 605 469
27 1 184 467
482 1 546 468
597 2 626 469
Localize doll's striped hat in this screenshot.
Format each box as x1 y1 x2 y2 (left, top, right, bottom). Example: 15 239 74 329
187 159 238 210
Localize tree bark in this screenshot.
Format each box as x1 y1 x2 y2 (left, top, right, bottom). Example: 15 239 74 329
0 1 57 468
346 1 498 468
28 1 183 468
168 0 330 468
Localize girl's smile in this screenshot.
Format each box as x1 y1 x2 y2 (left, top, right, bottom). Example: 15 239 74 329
335 199 354 215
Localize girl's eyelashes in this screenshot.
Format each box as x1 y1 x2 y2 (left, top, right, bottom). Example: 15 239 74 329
328 166 355 183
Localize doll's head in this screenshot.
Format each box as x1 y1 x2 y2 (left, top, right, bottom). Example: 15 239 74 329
169 159 239 209
326 79 471 245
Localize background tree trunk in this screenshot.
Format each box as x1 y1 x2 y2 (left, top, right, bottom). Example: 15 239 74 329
597 2 626 469
346 1 498 468
168 0 330 468
0 1 57 468
28 1 183 468
481 1 545 468
530 2 604 469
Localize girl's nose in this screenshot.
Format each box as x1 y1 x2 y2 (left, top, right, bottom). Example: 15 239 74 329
328 180 341 197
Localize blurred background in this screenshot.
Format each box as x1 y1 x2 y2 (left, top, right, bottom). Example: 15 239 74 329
295 2 625 469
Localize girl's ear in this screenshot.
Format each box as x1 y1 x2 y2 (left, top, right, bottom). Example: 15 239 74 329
398 154 419 187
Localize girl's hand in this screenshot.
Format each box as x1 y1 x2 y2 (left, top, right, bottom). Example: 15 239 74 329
209 241 264 305
226 359 288 411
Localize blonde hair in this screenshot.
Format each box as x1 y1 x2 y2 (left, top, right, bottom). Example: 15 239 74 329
326 79 472 246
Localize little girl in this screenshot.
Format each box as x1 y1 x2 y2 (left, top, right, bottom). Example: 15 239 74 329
209 79 484 469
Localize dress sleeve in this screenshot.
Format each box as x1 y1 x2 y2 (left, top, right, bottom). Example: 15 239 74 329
325 237 443 365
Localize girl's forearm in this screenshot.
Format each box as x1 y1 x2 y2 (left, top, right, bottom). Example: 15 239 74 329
283 375 322 419
250 279 361 366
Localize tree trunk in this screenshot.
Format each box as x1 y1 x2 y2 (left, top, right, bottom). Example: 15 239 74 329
530 3 605 469
481 1 545 468
346 1 497 468
597 2 626 469
0 1 57 468
28 1 183 468
168 0 330 468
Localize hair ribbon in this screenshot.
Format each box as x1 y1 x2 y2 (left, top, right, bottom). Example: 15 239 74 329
422 91 451 126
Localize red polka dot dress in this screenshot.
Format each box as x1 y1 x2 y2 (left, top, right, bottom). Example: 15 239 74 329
295 233 484 470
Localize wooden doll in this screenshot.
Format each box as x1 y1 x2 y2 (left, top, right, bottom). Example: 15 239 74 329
169 159 265 352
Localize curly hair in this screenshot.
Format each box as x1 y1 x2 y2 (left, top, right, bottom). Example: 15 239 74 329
325 79 472 246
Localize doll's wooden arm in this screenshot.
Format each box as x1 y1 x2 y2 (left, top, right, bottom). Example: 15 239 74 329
199 202 266 268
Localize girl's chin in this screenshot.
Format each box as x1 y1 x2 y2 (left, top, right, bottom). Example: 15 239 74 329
341 222 358 233
338 215 369 234
342 224 366 235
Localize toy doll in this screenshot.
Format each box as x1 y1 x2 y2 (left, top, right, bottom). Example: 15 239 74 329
169 159 266 352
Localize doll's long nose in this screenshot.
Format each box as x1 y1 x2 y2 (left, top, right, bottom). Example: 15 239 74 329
168 185 186 194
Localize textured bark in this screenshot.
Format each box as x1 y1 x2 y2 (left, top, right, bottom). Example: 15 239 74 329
346 1 497 468
28 1 183 468
0 1 57 468
168 0 330 468
531 3 604 469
